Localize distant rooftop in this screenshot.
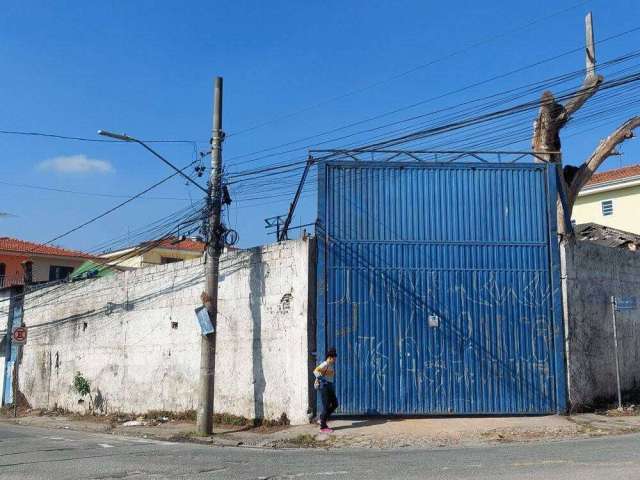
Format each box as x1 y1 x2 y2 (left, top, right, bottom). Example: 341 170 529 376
140 236 206 252
0 237 93 259
102 236 207 256
586 164 640 187
574 223 640 251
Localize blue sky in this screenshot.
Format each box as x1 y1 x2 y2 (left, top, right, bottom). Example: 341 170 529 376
1 0 639 251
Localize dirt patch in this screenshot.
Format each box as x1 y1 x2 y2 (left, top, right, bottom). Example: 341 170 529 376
278 433 331 449
0 391 31 418
599 406 640 417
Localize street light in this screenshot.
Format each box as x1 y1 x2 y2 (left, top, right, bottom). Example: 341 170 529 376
97 130 133 142
97 129 207 194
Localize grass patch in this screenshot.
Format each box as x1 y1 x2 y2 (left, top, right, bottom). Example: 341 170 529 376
213 413 252 426
212 412 290 428
143 410 197 421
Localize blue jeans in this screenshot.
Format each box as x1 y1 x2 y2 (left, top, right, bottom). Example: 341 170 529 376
319 382 338 428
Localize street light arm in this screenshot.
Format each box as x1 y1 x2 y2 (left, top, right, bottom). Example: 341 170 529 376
98 129 208 194
135 140 208 194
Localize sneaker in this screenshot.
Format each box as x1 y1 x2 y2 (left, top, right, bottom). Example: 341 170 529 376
320 428 334 434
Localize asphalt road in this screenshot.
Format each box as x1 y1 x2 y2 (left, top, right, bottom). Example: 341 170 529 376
1 422 640 479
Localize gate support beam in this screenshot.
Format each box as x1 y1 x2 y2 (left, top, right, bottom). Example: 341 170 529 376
279 155 314 242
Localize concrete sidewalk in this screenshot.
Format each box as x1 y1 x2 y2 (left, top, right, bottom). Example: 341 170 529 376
4 410 640 449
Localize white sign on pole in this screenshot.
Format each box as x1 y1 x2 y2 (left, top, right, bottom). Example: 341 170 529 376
614 296 637 311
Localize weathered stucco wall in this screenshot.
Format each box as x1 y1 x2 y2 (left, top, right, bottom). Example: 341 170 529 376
18 239 314 424
565 241 640 409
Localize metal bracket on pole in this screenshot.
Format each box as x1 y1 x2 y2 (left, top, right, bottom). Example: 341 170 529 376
279 155 315 242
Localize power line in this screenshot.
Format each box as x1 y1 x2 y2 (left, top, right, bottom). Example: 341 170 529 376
225 0 590 138
225 62 640 190
223 67 640 212
0 180 190 201
224 36 640 173
86 201 206 255
0 129 203 145
39 159 200 248
0 205 207 309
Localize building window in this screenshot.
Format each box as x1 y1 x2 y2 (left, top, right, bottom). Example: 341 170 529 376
23 260 33 284
601 200 614 216
49 265 75 281
160 257 181 264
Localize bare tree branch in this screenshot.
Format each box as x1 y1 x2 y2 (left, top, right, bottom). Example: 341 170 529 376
557 74 603 128
567 116 640 208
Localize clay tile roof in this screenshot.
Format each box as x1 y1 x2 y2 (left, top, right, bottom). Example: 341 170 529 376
586 164 640 187
142 237 206 252
0 237 94 259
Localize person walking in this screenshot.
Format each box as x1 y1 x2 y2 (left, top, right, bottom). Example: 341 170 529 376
314 347 338 433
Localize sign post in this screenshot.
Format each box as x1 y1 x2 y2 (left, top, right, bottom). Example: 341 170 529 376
610 296 637 411
610 297 623 410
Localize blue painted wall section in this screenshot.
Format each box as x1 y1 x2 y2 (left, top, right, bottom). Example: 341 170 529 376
316 161 567 415
3 294 23 406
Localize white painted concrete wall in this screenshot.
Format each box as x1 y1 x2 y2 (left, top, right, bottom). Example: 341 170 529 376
18 239 314 424
565 241 640 410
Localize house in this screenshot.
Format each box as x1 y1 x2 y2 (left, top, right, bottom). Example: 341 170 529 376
99 236 207 269
572 164 640 234
0 237 94 289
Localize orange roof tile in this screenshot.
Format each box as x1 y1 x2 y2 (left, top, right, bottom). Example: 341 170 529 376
586 164 640 187
141 237 206 252
0 237 94 259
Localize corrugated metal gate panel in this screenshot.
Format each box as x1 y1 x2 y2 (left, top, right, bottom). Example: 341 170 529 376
317 162 566 415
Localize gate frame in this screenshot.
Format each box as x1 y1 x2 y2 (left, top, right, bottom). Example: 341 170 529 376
316 160 568 415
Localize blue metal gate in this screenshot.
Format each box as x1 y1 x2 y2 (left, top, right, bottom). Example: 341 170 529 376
316 162 566 415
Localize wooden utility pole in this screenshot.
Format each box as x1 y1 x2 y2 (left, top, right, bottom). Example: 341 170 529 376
197 77 224 435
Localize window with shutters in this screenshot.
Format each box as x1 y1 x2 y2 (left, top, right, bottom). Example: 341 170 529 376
601 200 614 216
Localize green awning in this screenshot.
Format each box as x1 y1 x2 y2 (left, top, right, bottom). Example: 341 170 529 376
71 260 116 280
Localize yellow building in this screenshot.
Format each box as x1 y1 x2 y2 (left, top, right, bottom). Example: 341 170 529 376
100 237 206 269
572 164 640 235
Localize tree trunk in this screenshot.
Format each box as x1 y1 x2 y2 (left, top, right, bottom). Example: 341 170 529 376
530 74 603 236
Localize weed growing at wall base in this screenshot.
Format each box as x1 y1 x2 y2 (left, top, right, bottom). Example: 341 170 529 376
72 372 91 397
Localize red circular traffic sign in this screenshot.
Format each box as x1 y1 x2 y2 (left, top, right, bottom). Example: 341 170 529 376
12 326 27 344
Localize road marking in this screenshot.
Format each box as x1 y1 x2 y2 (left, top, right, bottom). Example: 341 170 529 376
259 472 348 479
442 464 482 470
512 460 569 467
98 443 114 448
129 438 176 446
